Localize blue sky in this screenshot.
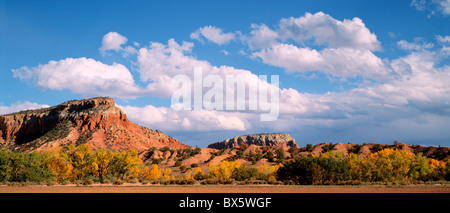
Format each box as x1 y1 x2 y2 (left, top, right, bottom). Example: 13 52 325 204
1 0 450 147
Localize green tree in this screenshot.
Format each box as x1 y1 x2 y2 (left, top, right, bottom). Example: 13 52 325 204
275 148 285 164
277 157 351 185
0 150 52 183
266 151 274 162
235 150 244 159
445 160 450 181
21 152 53 183
305 144 313 152
288 147 296 158
232 166 258 181
0 149 12 182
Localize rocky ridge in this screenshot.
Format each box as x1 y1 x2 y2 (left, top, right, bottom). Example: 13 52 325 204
207 133 299 149
0 97 189 152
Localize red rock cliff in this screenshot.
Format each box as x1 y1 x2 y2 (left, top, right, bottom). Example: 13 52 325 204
0 97 190 152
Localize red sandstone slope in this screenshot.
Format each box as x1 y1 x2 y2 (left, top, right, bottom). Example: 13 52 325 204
0 97 189 152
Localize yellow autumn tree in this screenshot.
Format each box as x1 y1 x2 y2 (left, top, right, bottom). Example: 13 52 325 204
184 167 204 180
93 148 115 182
139 164 162 181
192 167 205 180
122 150 142 181
320 151 345 161
208 160 241 180
347 148 431 183
64 144 98 181
345 153 367 181
162 168 172 180
184 173 193 180
45 147 73 183
429 159 447 180
256 163 279 181
110 149 142 181
147 164 162 180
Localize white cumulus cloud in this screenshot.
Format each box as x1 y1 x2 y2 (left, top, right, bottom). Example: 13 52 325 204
246 12 388 81
99 32 128 52
0 101 50 115
252 44 390 80
278 12 381 51
245 23 279 50
12 57 145 99
99 32 137 57
118 104 250 131
190 26 236 45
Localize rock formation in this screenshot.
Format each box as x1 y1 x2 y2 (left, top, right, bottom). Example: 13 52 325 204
208 133 299 149
0 97 189 152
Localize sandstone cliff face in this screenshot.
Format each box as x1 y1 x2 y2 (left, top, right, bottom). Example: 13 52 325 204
208 133 299 149
0 97 189 152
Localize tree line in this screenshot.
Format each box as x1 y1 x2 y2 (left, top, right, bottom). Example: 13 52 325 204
278 149 450 185
0 144 449 185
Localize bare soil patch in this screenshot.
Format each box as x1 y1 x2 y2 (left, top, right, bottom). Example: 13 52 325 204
1 185 449 193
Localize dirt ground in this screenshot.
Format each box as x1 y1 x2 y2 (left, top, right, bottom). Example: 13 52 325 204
1 185 449 193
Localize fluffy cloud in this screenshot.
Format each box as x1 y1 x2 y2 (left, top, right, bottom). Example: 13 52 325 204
12 57 145 99
137 38 270 98
252 44 390 80
278 12 381 51
134 38 334 129
118 104 250 131
136 39 200 97
99 32 137 56
244 12 381 51
99 32 128 52
190 26 236 45
247 12 388 81
0 101 49 115
245 24 279 50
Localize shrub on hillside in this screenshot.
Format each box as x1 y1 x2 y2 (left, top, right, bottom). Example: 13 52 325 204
275 148 285 164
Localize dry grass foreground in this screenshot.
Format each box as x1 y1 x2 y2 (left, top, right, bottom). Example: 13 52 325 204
1 184 449 193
